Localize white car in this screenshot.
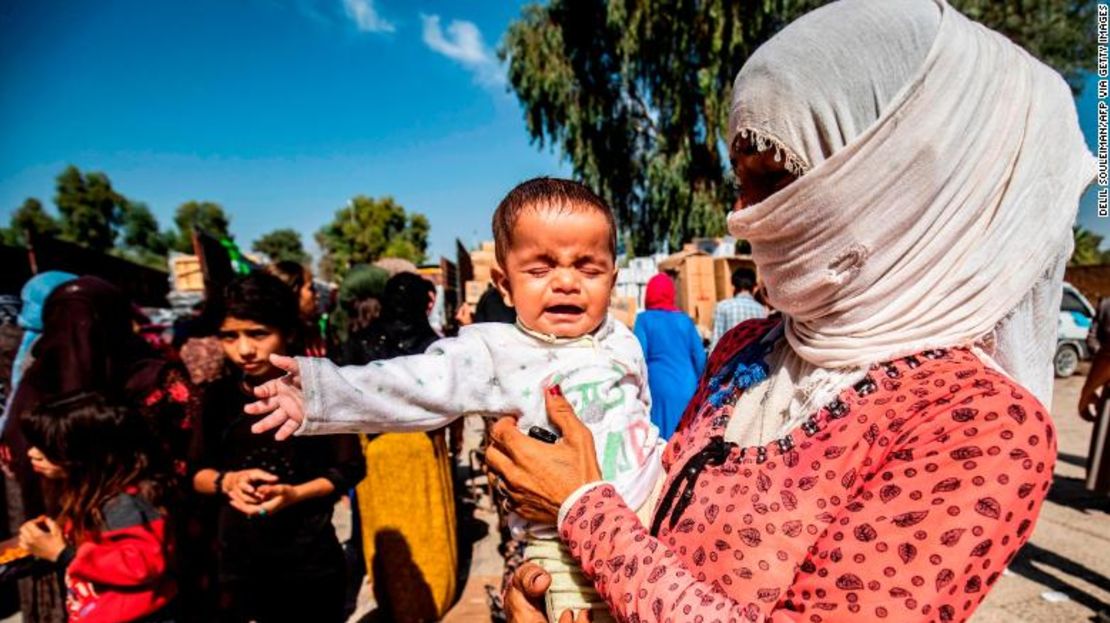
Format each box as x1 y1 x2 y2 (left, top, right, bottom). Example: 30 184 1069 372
1056 282 1095 377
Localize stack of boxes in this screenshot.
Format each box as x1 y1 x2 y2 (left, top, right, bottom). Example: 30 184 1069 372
611 255 664 328
169 253 204 293
465 241 498 305
657 245 758 336
677 254 719 333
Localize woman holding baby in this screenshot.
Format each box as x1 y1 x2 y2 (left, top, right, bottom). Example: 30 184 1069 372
485 0 1096 621
247 0 1094 621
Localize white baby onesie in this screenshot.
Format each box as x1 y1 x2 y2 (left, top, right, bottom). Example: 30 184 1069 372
295 315 664 525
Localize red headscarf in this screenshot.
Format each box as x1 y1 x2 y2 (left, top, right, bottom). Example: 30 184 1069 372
644 273 679 311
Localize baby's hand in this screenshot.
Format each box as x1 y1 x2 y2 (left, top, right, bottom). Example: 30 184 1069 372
245 355 305 441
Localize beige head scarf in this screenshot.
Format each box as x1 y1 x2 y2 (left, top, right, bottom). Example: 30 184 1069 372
724 0 1096 445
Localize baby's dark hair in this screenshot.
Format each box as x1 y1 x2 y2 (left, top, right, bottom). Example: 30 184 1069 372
491 177 617 266
21 392 163 541
220 271 304 350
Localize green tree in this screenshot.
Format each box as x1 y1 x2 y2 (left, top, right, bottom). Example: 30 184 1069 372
173 201 231 253
954 1 1094 90
502 0 1096 254
316 196 429 280
54 165 125 252
1071 226 1108 266
119 201 172 256
252 228 310 264
2 198 59 245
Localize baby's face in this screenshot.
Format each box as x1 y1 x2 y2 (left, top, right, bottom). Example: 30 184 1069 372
495 205 616 338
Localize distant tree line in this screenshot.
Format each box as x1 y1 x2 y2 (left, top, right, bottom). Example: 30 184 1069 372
2 165 430 280
1 165 237 270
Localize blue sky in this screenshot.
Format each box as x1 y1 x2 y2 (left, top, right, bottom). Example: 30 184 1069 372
0 0 1106 267
0 0 569 262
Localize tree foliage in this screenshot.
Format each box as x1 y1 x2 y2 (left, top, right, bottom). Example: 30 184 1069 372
54 165 125 252
954 0 1095 91
253 228 311 264
173 201 231 253
2 166 229 267
1071 226 1110 266
2 198 59 245
119 201 172 256
315 196 429 281
502 0 1096 254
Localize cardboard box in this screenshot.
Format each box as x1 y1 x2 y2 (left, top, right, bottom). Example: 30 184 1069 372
473 264 495 284
470 249 496 266
609 295 638 328
170 254 204 292
678 255 718 331
464 280 486 305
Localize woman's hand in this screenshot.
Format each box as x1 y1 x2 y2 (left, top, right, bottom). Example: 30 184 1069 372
245 355 305 440
222 469 278 515
485 386 602 524
254 483 302 515
19 517 66 562
504 562 592 623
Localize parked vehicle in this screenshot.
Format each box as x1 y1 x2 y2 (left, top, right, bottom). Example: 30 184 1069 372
1056 282 1095 377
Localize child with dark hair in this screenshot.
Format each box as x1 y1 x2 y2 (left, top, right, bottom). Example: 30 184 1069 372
189 272 363 623
18 392 176 623
266 261 327 357
250 177 663 622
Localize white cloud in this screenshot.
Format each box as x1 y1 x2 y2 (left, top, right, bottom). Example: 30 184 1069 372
343 0 394 33
421 14 504 86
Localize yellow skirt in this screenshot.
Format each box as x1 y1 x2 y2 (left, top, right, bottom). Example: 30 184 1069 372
357 431 458 622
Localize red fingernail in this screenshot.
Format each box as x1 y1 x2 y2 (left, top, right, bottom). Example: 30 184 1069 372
547 384 563 397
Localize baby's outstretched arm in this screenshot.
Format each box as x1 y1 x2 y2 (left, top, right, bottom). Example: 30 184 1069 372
249 329 504 439
246 355 305 440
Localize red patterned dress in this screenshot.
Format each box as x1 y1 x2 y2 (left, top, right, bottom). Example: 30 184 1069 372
558 318 1055 623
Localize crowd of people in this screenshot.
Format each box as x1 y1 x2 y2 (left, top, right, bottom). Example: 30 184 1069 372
0 0 1101 622
0 259 484 622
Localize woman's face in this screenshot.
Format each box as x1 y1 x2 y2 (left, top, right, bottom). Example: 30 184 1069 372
730 135 799 209
28 447 64 479
298 270 316 319
218 316 287 379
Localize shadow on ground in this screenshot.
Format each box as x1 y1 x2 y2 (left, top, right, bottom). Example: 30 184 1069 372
1045 472 1110 515
1006 473 1110 619
355 457 491 623
1010 541 1110 617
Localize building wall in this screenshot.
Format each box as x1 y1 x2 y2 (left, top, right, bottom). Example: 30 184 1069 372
1065 265 1110 305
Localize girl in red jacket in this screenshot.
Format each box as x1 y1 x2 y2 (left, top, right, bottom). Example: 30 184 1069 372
17 392 176 623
